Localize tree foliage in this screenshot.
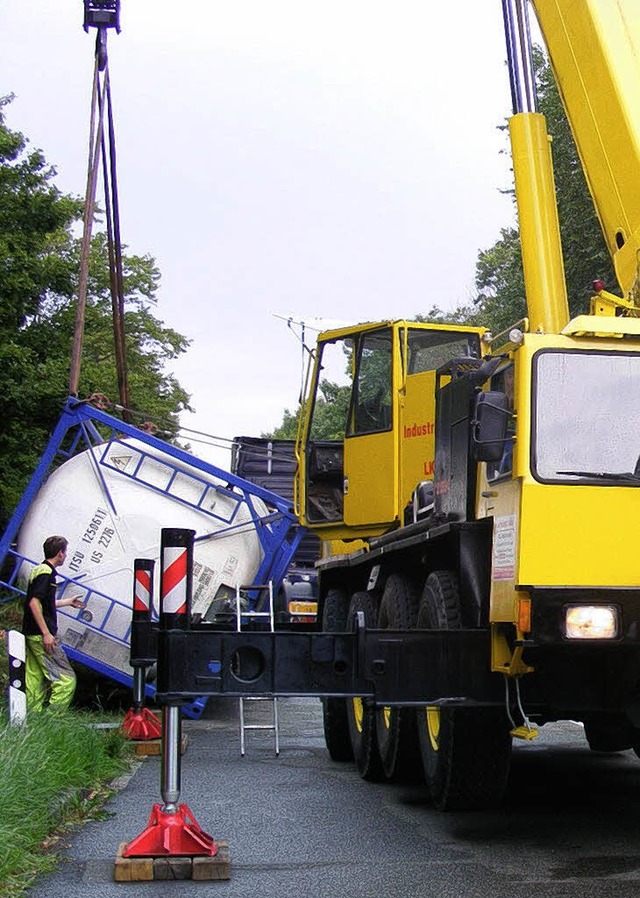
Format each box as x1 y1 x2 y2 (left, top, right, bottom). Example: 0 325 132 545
269 378 352 441
456 48 616 334
269 407 299 440
0 96 191 526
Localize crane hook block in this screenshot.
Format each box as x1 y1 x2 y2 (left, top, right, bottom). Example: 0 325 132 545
83 0 121 33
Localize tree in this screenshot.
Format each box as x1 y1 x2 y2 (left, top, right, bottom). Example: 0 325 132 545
268 379 352 442
470 225 527 335
268 407 299 440
535 51 616 312
0 97 191 527
425 48 616 333
29 232 191 426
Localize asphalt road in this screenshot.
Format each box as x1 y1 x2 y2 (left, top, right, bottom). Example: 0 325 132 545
25 698 640 897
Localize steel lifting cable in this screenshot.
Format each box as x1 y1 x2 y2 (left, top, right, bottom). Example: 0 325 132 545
69 46 105 398
70 6 130 423
101 69 130 421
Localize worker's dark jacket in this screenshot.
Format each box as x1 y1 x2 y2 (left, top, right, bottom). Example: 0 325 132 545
22 561 58 637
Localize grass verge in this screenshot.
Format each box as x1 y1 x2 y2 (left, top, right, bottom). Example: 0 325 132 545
0 708 133 898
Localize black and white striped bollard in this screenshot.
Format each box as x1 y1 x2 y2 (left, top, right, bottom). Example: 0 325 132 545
7 629 26 724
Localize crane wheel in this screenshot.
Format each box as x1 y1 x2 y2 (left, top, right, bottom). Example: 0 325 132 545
584 714 634 752
416 570 512 810
346 590 385 781
375 573 421 780
321 588 354 762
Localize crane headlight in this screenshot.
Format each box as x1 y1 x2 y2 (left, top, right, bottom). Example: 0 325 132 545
564 605 618 640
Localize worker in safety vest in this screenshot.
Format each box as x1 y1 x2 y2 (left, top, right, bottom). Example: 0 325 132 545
22 535 86 711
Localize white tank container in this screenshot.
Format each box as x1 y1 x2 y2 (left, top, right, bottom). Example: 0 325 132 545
17 438 267 677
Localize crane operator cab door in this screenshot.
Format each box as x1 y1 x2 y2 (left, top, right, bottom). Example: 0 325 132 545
298 321 486 540
300 324 398 538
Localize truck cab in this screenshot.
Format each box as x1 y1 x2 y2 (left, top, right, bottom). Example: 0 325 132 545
479 318 640 649
296 320 487 541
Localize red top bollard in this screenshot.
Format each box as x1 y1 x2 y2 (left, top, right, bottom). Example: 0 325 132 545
130 558 157 668
133 559 154 617
160 529 195 630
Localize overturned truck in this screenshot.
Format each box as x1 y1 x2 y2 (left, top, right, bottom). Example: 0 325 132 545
0 398 303 716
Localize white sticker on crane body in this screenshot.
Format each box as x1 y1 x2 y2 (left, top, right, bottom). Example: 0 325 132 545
492 514 517 581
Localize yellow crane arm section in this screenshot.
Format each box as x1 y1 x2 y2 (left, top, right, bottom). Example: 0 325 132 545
509 111 568 334
531 0 640 299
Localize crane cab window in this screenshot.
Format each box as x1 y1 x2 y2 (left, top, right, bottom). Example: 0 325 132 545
308 337 353 443
407 329 480 375
305 337 353 523
304 327 393 523
349 329 393 435
532 350 640 485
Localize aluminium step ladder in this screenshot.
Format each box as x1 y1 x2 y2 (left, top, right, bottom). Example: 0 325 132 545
236 582 280 757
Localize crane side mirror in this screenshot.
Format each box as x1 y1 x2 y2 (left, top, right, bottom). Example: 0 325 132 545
471 391 510 462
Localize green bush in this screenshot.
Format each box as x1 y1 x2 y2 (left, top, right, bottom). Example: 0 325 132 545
0 599 25 693
0 709 132 897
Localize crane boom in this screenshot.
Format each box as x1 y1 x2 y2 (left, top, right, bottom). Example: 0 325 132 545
531 0 640 301
501 0 570 335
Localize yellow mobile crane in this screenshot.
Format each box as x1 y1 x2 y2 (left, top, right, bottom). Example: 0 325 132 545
294 0 640 808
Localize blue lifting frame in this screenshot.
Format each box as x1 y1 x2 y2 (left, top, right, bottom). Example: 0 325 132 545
0 397 305 718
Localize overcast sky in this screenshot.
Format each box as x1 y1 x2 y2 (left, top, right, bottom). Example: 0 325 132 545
2 1 517 469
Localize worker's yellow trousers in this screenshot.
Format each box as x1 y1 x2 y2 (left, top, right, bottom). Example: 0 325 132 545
25 636 76 711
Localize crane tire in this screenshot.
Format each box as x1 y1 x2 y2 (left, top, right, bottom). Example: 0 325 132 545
375 572 422 780
346 590 385 781
321 588 353 762
584 714 633 752
416 570 512 810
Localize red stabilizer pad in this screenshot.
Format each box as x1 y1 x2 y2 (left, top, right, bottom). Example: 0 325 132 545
122 803 218 857
121 707 163 741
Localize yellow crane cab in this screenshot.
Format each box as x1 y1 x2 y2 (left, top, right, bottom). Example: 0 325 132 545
295 319 488 542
